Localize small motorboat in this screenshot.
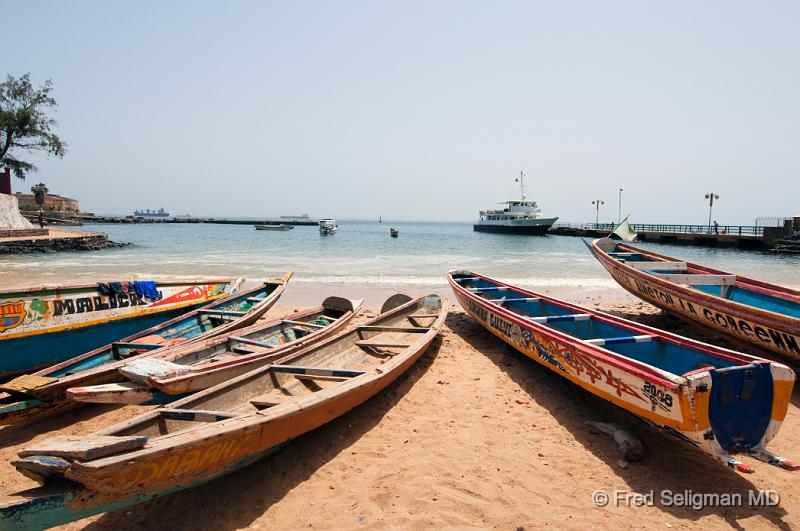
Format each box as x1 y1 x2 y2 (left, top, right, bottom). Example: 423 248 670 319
319 218 338 234
255 224 291 231
390 228 399 237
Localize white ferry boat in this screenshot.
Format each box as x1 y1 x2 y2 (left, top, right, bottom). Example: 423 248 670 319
319 218 338 234
474 172 558 235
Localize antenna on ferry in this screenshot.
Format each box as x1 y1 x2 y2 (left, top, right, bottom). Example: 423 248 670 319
514 171 526 201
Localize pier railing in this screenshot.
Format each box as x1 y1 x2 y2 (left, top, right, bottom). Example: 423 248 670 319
586 223 765 236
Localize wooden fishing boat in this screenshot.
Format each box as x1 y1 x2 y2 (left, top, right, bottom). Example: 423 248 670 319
588 238 800 359
448 270 797 474
0 278 244 378
66 296 363 404
0 293 445 529
389 228 399 237
0 273 292 426
254 224 291 231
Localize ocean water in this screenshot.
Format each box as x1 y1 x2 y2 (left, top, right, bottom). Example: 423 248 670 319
1 221 798 291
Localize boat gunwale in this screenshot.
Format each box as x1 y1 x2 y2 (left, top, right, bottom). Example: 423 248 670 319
447 270 771 389
0 278 236 299
592 239 800 327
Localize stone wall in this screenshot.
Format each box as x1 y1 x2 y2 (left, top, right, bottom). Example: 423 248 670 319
15 192 80 212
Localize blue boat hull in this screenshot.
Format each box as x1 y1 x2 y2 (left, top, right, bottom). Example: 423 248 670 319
0 304 207 379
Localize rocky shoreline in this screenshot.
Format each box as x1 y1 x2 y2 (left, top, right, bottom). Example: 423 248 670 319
0 229 128 254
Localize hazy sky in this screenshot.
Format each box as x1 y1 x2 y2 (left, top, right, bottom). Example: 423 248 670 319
6 1 799 223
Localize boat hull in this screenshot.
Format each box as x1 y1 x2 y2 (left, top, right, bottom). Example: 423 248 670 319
473 217 557 235
0 281 235 378
589 240 800 359
448 271 796 473
0 305 204 379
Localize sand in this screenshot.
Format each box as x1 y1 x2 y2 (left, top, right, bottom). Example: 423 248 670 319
1 285 799 530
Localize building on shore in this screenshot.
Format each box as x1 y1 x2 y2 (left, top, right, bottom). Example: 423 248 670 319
15 192 79 212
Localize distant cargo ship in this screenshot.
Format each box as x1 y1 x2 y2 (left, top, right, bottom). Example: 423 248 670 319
134 208 170 218
473 172 558 235
280 213 310 220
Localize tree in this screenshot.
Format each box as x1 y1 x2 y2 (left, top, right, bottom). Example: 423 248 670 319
31 182 49 205
0 73 67 180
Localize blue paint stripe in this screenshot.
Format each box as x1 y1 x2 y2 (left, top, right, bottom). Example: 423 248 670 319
600 335 653 345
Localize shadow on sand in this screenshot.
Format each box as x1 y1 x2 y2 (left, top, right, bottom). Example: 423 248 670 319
81 337 443 530
447 311 792 531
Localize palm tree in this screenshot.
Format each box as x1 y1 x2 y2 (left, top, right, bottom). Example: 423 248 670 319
31 182 49 206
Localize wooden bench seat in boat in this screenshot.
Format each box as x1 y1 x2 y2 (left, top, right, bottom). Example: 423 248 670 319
18 435 148 460
281 319 326 329
250 391 296 408
355 339 412 348
229 336 275 348
119 358 193 384
654 273 736 286
488 297 540 303
269 365 366 379
527 313 592 324
157 408 241 422
357 325 429 333
584 335 654 346
626 261 688 271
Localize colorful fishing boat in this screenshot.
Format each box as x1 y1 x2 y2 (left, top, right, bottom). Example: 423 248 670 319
588 238 800 359
0 293 445 530
66 296 363 404
448 270 797 474
0 273 292 426
0 278 243 378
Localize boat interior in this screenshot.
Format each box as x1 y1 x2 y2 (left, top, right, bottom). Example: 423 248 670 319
603 244 800 319
451 273 744 377
105 294 443 439
48 285 278 378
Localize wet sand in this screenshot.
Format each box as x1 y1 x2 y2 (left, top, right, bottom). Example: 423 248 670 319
1 285 798 530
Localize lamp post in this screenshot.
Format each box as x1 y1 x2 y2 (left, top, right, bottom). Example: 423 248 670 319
592 199 605 226
618 188 623 224
705 193 719 231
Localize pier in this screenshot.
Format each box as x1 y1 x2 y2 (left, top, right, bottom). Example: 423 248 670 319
550 222 795 250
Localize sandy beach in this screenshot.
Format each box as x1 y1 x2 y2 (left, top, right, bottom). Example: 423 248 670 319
1 284 798 530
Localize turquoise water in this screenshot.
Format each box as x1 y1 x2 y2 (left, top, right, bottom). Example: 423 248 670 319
1 221 798 290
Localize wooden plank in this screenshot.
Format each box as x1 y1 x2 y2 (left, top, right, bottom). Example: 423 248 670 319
0 374 57 394
356 325 429 333
654 273 736 286
229 336 275 348
66 382 155 405
270 365 365 378
626 261 687 271
250 392 295 408
18 435 148 460
528 313 592 324
112 342 163 350
407 313 437 319
198 309 247 316
585 335 654 346
355 340 412 348
281 319 326 329
488 297 540 303
294 374 352 382
158 408 241 422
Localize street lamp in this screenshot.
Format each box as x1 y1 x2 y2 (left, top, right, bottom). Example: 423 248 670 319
592 199 605 226
704 192 719 230
618 188 623 224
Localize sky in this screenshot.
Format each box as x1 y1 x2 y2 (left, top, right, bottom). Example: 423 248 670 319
5 1 799 224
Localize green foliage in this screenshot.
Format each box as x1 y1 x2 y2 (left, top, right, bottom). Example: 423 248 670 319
0 73 67 180
31 182 48 195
